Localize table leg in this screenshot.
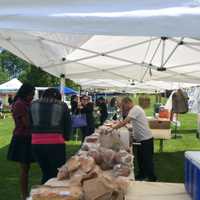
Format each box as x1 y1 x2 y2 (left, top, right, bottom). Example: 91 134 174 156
159 139 163 152
196 130 200 139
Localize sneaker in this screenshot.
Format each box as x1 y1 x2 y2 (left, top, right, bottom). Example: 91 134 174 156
143 177 157 182
135 175 146 181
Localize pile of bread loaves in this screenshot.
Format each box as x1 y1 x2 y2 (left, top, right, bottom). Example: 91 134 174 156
31 125 134 200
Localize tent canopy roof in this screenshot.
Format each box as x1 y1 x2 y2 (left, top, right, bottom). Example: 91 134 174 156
1 32 200 85
1 1 200 89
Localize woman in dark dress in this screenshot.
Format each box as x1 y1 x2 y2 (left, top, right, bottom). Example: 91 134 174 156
70 95 78 114
7 83 35 200
96 97 108 125
79 95 95 142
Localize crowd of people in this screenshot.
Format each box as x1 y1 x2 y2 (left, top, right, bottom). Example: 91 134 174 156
6 83 156 200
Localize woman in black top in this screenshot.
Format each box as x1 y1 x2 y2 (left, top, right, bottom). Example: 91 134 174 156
96 97 108 125
30 88 71 184
79 95 95 142
70 95 78 114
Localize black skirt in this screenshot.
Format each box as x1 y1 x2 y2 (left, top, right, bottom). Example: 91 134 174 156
7 135 35 164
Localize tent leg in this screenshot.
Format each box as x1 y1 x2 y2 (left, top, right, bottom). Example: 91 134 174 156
60 74 65 101
159 139 163 152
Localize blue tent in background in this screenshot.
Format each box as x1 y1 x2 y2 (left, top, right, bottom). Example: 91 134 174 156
57 86 77 95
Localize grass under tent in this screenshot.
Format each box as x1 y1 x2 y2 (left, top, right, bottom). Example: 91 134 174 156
0 95 200 200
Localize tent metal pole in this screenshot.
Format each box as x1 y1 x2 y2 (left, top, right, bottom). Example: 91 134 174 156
41 36 158 58
167 61 200 70
60 74 65 101
79 85 82 96
140 39 162 82
42 37 158 69
161 39 165 67
149 39 162 64
142 37 152 62
64 62 134 80
161 43 180 67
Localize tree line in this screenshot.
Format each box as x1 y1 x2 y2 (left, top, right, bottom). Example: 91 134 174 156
0 49 79 89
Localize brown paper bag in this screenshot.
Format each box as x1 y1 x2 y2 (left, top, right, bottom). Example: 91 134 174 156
83 177 124 200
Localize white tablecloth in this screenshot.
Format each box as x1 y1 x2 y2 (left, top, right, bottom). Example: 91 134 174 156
126 181 191 200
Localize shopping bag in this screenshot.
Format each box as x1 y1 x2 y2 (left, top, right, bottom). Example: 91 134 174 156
71 114 87 128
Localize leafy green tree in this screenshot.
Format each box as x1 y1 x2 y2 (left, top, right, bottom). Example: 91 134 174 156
0 65 9 84
19 65 60 87
0 50 28 78
0 49 79 89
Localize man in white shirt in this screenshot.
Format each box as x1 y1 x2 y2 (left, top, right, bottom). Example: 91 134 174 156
112 97 157 181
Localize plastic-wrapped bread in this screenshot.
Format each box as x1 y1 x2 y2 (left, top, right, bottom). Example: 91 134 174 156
57 165 69 180
31 123 136 200
85 135 99 143
113 164 130 177
88 149 102 165
97 126 108 135
31 185 83 200
115 150 133 167
70 164 102 187
82 176 120 200
81 142 100 151
79 156 95 173
77 150 88 157
70 169 87 186
99 147 116 170
57 156 81 180
114 176 131 193
45 178 71 187
66 156 80 173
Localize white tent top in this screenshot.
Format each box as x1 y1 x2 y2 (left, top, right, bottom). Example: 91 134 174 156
1 1 200 89
0 78 22 92
77 79 133 89
1 32 200 85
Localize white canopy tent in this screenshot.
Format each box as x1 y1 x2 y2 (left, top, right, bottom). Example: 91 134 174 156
77 79 198 93
0 0 200 89
127 81 198 92
76 79 135 90
0 78 22 93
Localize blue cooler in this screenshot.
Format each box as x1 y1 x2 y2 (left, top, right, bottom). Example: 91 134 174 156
185 151 200 200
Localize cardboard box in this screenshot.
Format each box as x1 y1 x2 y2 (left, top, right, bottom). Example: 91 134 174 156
148 119 170 129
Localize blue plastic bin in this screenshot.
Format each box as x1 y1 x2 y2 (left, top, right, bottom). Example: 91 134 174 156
185 151 200 200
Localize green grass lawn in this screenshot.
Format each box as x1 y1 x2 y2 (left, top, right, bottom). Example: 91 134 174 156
0 109 200 200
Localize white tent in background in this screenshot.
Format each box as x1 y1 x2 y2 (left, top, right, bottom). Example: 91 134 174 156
76 79 135 91
0 1 200 88
77 79 198 93
128 81 198 92
0 78 22 93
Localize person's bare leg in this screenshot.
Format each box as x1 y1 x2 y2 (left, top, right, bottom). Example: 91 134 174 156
19 163 30 200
